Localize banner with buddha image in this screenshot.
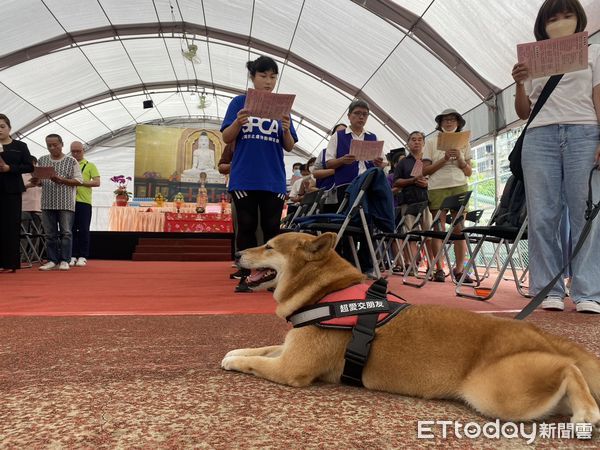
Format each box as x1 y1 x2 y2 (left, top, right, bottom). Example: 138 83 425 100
134 124 227 202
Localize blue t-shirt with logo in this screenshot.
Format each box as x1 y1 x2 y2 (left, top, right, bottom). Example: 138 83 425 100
220 95 298 194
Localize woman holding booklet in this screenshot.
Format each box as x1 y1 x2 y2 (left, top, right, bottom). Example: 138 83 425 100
0 113 34 272
422 108 473 283
511 0 600 314
221 55 298 292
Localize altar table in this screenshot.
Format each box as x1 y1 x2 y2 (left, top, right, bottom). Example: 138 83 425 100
108 203 231 232
163 212 233 233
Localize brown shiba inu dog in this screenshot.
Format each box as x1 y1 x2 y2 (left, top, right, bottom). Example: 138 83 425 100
222 232 600 426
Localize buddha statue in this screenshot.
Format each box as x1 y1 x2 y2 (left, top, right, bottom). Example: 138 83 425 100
181 132 224 183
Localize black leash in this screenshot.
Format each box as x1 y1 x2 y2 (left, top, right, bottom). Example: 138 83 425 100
515 167 600 320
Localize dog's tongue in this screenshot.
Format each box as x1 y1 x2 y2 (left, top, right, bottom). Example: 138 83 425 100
247 269 271 284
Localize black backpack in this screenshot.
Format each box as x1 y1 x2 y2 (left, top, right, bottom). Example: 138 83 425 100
493 176 527 229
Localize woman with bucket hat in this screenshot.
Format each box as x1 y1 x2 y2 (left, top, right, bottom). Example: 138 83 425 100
422 109 473 283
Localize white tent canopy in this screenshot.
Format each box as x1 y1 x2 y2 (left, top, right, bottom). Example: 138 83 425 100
3 0 599 158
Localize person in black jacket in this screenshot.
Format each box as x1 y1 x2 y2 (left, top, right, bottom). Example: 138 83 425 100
0 113 34 272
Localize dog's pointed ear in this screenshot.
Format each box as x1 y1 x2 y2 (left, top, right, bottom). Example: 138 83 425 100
304 233 336 260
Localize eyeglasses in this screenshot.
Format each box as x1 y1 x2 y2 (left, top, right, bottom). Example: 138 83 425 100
442 117 458 122
351 111 369 118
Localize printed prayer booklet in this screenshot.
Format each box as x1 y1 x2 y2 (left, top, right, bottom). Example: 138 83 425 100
349 140 384 161
436 131 471 151
244 89 296 121
517 31 588 79
410 159 423 177
33 166 57 179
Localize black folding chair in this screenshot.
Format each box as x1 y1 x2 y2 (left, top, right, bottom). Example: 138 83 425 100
373 200 430 276
294 168 392 279
20 213 45 267
456 177 528 300
281 189 324 230
402 191 472 288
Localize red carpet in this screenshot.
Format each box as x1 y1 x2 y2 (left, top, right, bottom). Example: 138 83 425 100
2 261 599 448
0 260 570 317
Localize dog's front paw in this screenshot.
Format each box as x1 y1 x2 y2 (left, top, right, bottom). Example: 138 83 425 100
221 355 240 371
224 349 247 359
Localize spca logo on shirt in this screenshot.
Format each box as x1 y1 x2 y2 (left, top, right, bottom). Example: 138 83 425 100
242 117 280 137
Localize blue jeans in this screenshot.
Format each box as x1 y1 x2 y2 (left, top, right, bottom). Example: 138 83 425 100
522 124 600 304
41 209 75 264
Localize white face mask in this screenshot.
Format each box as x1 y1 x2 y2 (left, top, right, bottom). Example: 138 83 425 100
545 17 577 39
442 126 458 133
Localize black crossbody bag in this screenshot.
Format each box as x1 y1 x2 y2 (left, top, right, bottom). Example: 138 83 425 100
508 74 563 180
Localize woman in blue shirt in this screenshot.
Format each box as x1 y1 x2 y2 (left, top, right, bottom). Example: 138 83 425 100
221 56 298 291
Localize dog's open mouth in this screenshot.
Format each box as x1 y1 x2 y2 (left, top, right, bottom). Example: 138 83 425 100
245 268 277 287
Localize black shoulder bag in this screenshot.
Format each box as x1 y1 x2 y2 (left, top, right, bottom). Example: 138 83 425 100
508 74 563 180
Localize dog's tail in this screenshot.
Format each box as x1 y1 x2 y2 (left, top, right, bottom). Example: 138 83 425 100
552 336 600 403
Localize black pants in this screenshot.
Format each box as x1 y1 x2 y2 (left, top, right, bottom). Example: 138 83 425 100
0 192 22 270
231 190 284 251
72 202 92 258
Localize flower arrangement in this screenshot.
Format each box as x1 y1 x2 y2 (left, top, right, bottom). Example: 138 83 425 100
111 175 133 199
173 192 185 212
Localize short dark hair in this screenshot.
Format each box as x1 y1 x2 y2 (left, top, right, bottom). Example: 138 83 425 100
534 0 587 41
330 123 347 135
299 164 308 172
407 131 426 141
386 148 405 165
45 133 63 144
293 162 302 169
0 113 11 129
246 56 279 77
348 99 369 114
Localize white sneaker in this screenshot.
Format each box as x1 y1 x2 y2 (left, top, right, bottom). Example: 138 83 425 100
59 261 70 271
575 301 600 314
75 257 87 267
39 261 57 271
69 257 76 267
541 296 564 311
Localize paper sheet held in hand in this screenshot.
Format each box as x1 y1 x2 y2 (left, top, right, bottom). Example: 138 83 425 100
436 131 471 151
33 166 57 179
243 89 296 120
517 32 588 79
410 159 423 177
349 140 384 161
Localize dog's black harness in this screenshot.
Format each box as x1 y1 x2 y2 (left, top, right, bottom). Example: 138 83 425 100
287 278 409 387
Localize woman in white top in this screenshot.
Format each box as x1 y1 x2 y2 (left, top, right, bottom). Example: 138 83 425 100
512 0 600 314
422 109 473 283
